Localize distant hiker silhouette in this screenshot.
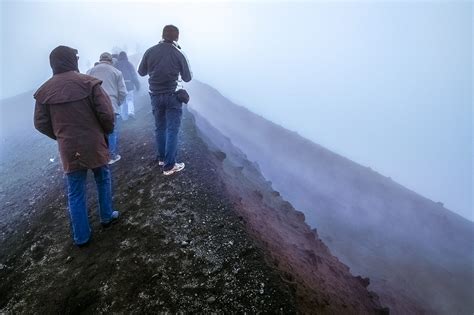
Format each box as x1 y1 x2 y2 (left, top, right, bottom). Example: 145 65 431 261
138 24 192 176
34 45 119 247
87 52 127 165
115 51 140 120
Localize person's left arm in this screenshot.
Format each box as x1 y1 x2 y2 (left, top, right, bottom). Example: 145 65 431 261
178 49 192 83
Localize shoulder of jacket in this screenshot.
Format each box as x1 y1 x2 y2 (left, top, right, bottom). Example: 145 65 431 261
145 44 161 54
34 77 55 99
78 72 96 80
102 64 121 75
169 42 183 53
34 72 100 103
79 73 102 85
172 45 188 60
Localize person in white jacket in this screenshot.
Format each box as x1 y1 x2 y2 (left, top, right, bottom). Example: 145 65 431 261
87 52 127 164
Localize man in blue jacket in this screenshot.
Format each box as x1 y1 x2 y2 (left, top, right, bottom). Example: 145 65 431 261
138 24 192 176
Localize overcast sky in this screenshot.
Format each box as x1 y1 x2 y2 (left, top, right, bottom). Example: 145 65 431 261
1 0 472 220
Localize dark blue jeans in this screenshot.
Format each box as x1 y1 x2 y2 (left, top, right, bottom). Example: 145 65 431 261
66 165 115 245
150 92 183 171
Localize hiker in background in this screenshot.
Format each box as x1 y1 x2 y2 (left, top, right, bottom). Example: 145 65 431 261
115 51 140 120
138 24 192 176
87 52 127 164
111 53 119 66
85 62 100 74
34 45 119 247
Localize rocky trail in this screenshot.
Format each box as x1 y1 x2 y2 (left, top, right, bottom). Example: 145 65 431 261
0 100 297 313
0 92 386 314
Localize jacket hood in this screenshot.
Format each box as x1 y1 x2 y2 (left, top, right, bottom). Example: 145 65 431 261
50 45 79 75
118 51 128 61
34 72 102 105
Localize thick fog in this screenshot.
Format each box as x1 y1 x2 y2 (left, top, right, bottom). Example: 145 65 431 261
1 1 472 220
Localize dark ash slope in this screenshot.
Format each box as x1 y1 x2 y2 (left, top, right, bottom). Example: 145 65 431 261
1 86 386 314
0 94 296 313
187 80 474 315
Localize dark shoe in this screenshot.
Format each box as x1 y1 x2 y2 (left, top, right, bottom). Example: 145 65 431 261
76 239 91 248
101 211 120 228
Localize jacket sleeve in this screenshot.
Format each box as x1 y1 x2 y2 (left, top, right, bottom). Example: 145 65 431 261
117 72 128 105
91 84 115 134
34 101 56 140
178 50 192 82
138 51 148 76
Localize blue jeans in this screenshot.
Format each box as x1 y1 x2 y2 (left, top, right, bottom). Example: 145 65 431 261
66 165 115 245
108 114 121 159
150 92 183 171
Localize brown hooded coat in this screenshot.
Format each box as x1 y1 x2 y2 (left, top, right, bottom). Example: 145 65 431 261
34 47 115 173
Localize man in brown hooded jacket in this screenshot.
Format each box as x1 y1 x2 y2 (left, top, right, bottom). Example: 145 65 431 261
34 45 119 246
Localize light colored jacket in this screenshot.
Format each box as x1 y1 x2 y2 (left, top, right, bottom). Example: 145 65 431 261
87 62 127 113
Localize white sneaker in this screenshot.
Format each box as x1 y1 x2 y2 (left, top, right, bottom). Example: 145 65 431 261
163 162 185 176
108 155 121 165
158 161 165 166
